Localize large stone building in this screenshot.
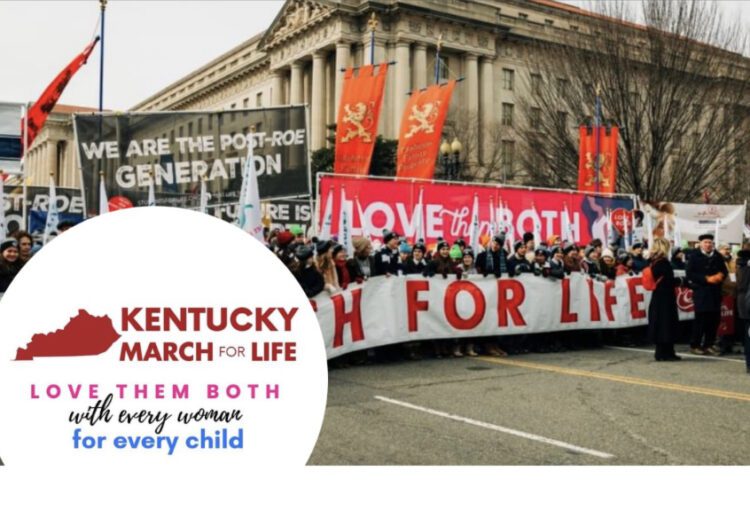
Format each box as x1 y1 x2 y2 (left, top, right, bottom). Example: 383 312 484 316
133 0 619 181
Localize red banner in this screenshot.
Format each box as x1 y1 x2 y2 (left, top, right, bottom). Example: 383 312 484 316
22 37 99 153
318 175 634 246
396 81 456 180
577 126 618 194
333 64 388 175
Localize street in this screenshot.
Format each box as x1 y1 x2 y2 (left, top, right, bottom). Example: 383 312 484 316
309 344 750 465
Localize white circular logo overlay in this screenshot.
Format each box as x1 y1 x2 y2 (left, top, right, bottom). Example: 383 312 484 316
0 207 327 503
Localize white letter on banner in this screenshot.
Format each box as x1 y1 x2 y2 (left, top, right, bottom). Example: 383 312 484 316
116 166 135 188
426 204 444 238
364 202 395 233
396 203 418 237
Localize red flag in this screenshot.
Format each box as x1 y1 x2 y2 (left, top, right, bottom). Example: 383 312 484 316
396 80 456 180
334 63 388 175
22 37 100 154
577 125 618 194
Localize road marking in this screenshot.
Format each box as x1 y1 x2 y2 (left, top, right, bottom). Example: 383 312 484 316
374 395 615 459
478 357 750 403
605 345 745 364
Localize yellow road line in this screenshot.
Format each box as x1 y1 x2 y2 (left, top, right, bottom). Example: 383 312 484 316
478 356 750 403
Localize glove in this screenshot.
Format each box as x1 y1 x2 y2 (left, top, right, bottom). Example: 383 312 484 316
595 275 609 282
533 267 542 276
355 277 364 285
515 266 523 276
706 273 724 284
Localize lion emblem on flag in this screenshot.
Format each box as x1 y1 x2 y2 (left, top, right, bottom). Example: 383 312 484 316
404 101 440 139
583 152 612 187
341 102 374 143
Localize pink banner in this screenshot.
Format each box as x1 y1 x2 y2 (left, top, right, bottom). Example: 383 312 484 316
318 175 634 246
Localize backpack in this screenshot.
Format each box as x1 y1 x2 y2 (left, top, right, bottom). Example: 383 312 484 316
642 264 662 291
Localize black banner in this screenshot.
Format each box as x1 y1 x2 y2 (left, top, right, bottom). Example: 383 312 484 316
74 107 310 217
2 184 84 236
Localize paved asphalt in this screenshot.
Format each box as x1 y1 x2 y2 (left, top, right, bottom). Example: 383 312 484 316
308 344 750 465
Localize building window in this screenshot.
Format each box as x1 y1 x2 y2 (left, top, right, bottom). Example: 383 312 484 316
530 107 542 130
501 141 515 174
188 122 193 137
502 103 514 127
256 92 263 107
243 98 250 109
207 115 213 131
502 69 515 91
197 118 203 134
530 73 542 95
178 126 183 138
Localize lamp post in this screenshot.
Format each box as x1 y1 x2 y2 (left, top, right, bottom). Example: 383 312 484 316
440 137 462 180
440 139 451 179
450 137 462 181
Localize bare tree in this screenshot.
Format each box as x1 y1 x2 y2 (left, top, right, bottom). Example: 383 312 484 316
443 110 513 183
517 0 750 203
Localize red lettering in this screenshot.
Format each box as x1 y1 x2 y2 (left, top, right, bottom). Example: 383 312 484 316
627 277 646 319
309 300 318 312
230 308 252 331
560 278 578 323
406 280 430 332
145 307 160 331
604 280 617 321
444 281 486 330
497 279 526 327
586 279 601 322
121 308 142 331
331 288 365 348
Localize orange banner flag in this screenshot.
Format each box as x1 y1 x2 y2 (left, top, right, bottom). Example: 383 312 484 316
333 63 388 175
396 80 456 180
577 125 618 194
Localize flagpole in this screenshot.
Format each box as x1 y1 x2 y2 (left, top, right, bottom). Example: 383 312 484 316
21 104 29 231
368 13 378 65
434 34 443 85
99 0 107 112
594 83 601 194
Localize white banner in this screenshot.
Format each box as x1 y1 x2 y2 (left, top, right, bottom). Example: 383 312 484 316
642 201 746 244
312 273 695 359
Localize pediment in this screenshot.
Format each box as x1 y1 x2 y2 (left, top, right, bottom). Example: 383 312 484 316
259 0 338 49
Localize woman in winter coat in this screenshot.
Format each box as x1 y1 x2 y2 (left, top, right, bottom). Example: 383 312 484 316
0 238 21 293
647 238 685 361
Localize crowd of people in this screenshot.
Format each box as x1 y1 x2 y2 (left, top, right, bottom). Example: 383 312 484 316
264 224 750 372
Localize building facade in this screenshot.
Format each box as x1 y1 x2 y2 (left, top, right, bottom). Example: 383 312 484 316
133 0 620 182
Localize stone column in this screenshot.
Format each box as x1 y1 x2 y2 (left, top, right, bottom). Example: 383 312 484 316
311 51 327 150
394 41 411 136
47 140 58 182
464 53 480 167
290 61 304 104
334 42 351 118
271 70 285 106
479 56 495 167
413 43 427 91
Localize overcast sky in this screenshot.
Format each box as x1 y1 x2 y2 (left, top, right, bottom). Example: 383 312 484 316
1 1 748 111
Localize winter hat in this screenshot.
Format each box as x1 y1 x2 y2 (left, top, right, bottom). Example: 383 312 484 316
437 238 450 251
399 241 412 254
383 230 399 244
590 238 603 248
315 239 333 254
454 238 467 249
602 248 615 259
331 244 345 257
514 240 524 252
562 243 576 255
276 230 294 247
584 245 596 258
413 239 426 253
617 252 631 264
0 238 18 253
549 246 562 256
492 234 504 245
450 245 463 259
523 232 534 244
698 233 714 241
534 248 548 258
631 242 644 250
289 225 305 236
295 245 314 261
462 248 475 258
352 236 370 254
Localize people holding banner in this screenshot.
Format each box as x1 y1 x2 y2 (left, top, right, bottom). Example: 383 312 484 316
405 240 428 275
316 240 340 294
12 231 33 267
374 230 401 277
630 242 648 273
686 233 728 355
475 235 507 278
647 238 685 362
508 241 532 276
347 237 375 283
332 244 351 291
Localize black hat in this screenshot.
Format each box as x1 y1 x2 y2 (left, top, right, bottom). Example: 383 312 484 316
462 248 475 258
617 252 631 264
383 230 400 244
584 245 596 258
562 243 576 255
315 239 333 254
535 248 549 258
413 239 426 253
492 234 504 245
331 244 345 257
454 238 466 248
590 238 603 248
523 232 534 244
0 238 18 253
698 233 714 241
437 240 450 251
549 246 562 256
514 240 524 252
295 245 314 261
631 242 643 249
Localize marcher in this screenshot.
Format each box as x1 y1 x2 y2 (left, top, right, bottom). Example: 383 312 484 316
373 230 401 276
316 240 340 293
0 239 21 293
599 248 617 280
12 231 33 267
630 242 648 273
686 233 728 355
647 238 685 361
508 241 532 276
332 244 351 290
735 244 750 374
347 237 375 283
671 247 686 270
475 235 507 278
293 244 324 297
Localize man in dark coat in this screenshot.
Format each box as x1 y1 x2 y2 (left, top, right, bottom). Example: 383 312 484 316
736 244 750 373
630 242 648 273
686 233 729 355
373 230 401 276
475 234 507 277
507 241 532 276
